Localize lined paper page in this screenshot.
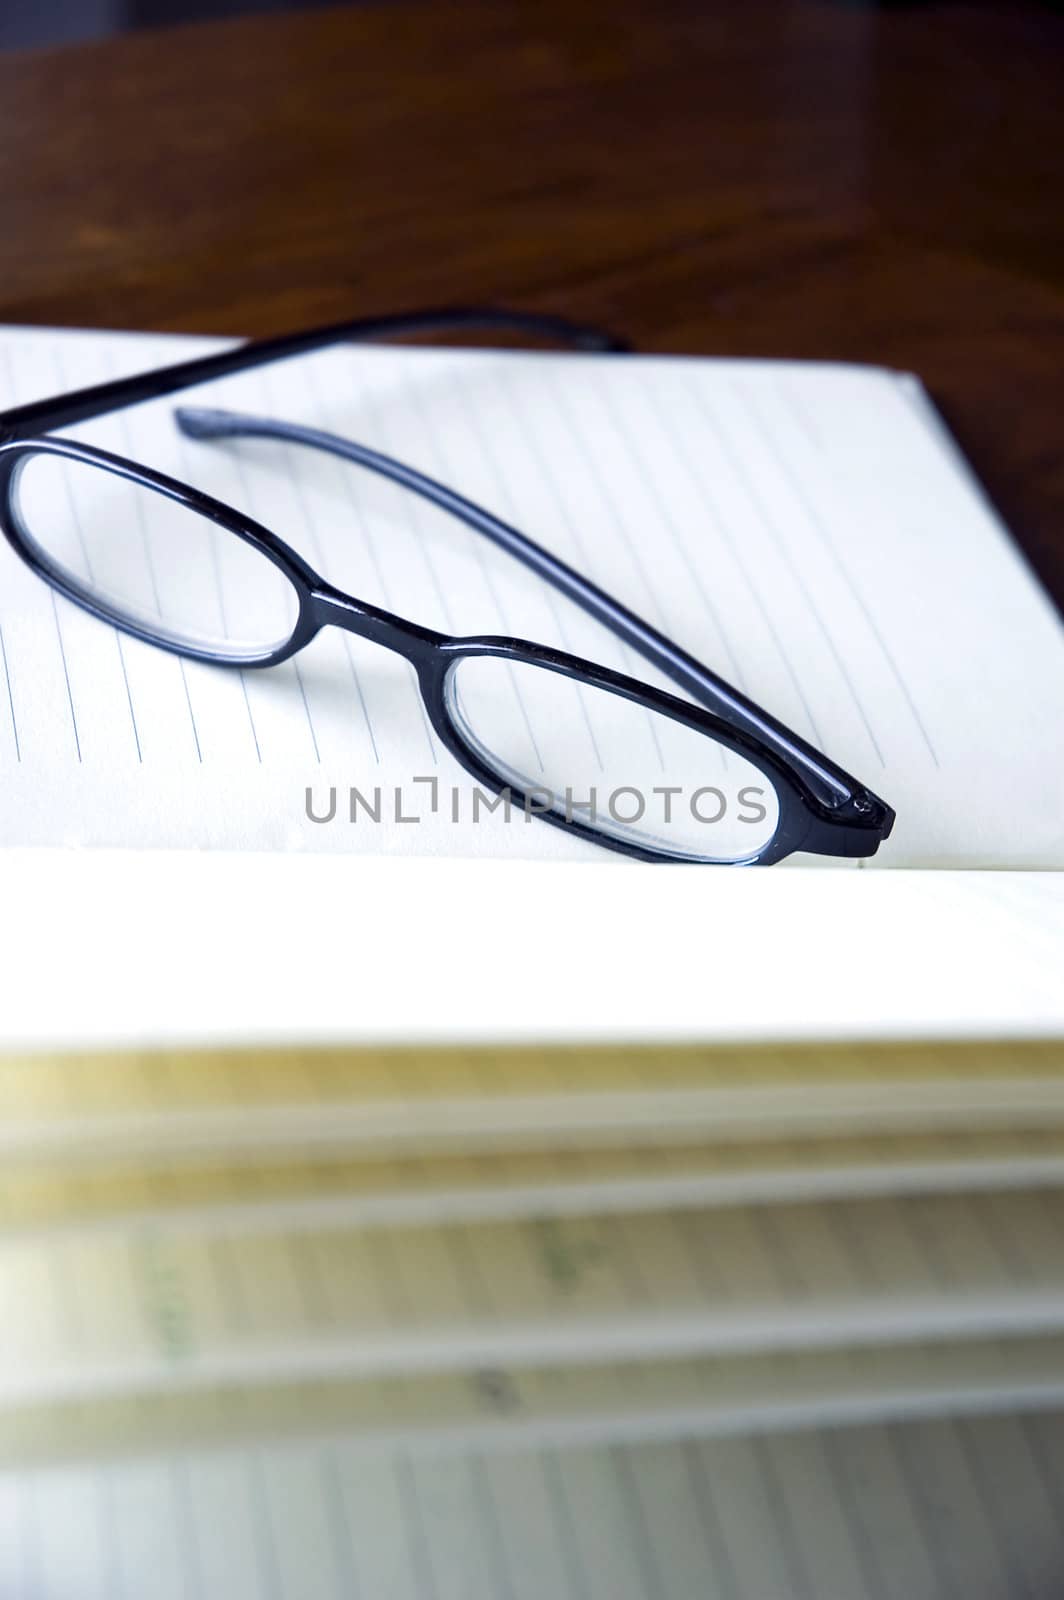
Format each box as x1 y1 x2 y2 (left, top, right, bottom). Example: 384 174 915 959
2 324 1063 866
4 1335 1064 1464
4 1040 1064 1167
6 1126 1064 1239
0 1410 1061 1598
3 1188 1064 1406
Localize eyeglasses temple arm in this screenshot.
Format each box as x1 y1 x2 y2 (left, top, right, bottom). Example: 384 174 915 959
176 405 878 816
0 308 628 443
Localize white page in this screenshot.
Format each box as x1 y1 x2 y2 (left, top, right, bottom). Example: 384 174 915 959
1 325 1062 867
0 853 1063 1053
1 1410 1061 1598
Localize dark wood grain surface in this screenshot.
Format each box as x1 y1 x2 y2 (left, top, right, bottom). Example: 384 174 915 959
1 0 1061 596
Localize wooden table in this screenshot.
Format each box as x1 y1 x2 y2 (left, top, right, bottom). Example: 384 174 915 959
1 0 1061 595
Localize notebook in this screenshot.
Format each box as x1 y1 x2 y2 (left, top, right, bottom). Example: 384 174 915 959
2 323 1064 1594
1 321 1063 867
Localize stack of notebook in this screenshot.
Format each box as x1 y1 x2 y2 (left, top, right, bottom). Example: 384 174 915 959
1 322 1063 1593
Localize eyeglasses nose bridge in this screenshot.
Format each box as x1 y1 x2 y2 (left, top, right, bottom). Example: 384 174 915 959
310 585 447 664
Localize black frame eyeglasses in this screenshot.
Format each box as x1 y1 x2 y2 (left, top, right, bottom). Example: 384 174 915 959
0 307 894 865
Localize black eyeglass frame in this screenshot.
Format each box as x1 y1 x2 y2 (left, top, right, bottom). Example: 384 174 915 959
0 306 895 866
